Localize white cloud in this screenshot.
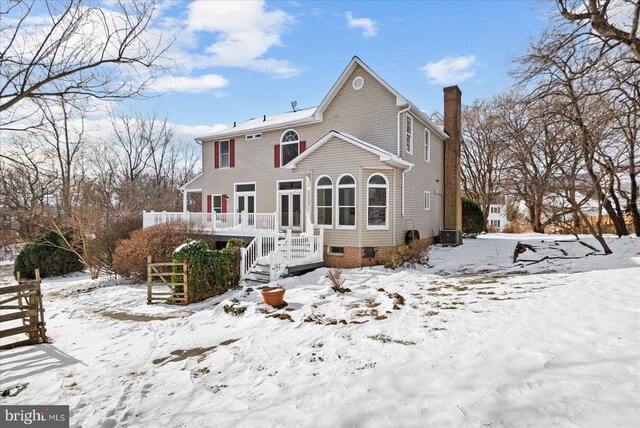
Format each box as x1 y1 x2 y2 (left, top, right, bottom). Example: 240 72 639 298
345 11 378 38
420 55 478 85
185 0 299 78
173 123 228 140
150 74 229 93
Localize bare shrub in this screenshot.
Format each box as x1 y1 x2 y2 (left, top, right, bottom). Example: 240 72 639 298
378 240 430 269
327 268 350 293
112 222 215 281
502 219 532 234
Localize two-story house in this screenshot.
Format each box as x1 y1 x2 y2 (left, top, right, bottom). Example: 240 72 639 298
143 56 462 282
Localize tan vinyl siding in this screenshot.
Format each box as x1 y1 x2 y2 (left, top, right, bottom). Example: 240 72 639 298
193 64 401 216
189 62 445 246
292 137 397 248
395 112 445 243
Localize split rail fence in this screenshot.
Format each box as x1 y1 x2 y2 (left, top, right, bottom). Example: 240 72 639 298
0 269 47 350
147 256 189 305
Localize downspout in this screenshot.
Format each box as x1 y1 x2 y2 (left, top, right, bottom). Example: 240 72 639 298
397 105 411 217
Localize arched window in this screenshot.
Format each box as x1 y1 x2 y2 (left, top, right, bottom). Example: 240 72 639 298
367 173 388 228
280 129 299 166
337 174 356 227
315 176 333 227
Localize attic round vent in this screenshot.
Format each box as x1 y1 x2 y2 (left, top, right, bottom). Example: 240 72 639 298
352 76 364 90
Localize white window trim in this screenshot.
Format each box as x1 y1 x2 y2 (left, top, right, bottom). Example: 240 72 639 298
280 129 299 167
275 178 304 231
366 173 389 230
245 133 262 140
212 194 222 214
219 139 230 169
424 191 431 210
406 114 413 155
234 181 257 214
424 128 431 163
336 173 357 230
314 175 333 229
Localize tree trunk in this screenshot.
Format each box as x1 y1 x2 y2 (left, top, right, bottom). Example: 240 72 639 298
603 199 628 237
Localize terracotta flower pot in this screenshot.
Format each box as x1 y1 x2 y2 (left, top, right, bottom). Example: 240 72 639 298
261 286 286 307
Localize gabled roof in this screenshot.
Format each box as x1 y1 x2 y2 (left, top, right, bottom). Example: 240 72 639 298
195 56 448 142
284 130 413 170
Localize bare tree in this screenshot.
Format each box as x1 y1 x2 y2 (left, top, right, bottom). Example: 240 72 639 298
0 0 173 130
0 137 58 239
461 97 510 228
556 0 640 60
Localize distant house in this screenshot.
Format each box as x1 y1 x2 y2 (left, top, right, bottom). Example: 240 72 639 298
143 56 462 281
487 196 509 231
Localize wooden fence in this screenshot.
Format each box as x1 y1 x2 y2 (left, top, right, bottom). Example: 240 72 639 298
147 256 189 305
0 269 47 350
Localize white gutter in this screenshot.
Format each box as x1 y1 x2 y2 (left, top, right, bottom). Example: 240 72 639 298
396 105 411 157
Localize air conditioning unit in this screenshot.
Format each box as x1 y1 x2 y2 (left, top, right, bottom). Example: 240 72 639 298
440 229 462 246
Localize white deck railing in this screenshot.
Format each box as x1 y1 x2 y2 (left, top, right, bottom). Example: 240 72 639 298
142 211 278 236
271 229 324 281
240 230 278 279
240 229 324 282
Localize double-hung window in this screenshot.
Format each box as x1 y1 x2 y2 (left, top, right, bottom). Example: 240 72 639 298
219 140 230 168
315 176 333 226
406 114 413 154
424 129 431 163
212 195 222 213
367 174 388 228
337 174 356 227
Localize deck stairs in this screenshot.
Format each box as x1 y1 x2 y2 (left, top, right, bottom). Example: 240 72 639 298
241 229 324 286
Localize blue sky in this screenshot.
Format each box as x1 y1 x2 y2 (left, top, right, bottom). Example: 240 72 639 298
139 0 553 132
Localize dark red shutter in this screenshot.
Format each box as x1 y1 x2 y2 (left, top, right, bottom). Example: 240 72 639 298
214 141 220 169
221 194 228 213
206 195 212 213
229 139 235 168
300 140 306 153
274 144 280 168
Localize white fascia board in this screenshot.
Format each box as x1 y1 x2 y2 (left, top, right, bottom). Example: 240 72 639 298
196 116 319 142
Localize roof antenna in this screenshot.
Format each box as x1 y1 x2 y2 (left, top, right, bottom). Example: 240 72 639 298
263 115 266 122
291 100 297 112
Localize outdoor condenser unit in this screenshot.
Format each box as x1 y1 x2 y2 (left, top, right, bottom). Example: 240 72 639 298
440 230 462 246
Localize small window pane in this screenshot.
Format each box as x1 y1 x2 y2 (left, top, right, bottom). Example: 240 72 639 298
236 184 255 192
368 207 386 226
317 177 332 186
281 130 298 143
279 181 302 190
339 175 355 186
317 207 332 225
282 142 299 165
339 188 355 206
368 188 386 206
368 175 386 186
339 207 355 226
317 188 331 206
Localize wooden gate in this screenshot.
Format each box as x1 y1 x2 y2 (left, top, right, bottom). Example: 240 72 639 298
147 256 189 305
0 269 47 350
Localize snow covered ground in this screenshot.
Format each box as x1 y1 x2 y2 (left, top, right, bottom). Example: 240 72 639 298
1 233 639 427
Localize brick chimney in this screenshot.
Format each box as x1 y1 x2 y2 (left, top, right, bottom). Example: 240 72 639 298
443 85 462 232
